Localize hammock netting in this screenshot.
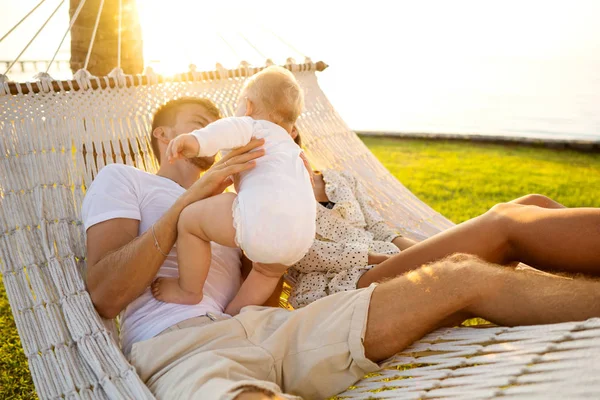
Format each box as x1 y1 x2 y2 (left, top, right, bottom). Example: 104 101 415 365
1 61 599 399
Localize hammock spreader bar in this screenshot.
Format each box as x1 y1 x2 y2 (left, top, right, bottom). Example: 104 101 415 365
2 61 328 95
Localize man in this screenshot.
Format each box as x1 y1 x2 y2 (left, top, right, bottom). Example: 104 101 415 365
83 97 600 400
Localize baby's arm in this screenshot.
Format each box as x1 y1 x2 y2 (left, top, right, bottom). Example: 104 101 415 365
191 117 255 157
224 262 288 315
166 117 255 162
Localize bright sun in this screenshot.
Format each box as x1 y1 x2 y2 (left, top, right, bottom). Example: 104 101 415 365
136 0 303 76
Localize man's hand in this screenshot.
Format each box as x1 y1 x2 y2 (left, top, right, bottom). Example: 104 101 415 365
368 253 391 265
166 134 200 163
180 138 265 207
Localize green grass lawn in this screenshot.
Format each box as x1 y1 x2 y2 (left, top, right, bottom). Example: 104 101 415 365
363 137 600 222
1 137 600 398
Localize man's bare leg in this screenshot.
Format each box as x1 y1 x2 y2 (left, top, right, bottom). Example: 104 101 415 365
359 203 600 287
509 193 566 208
235 391 286 400
363 254 600 362
152 193 238 304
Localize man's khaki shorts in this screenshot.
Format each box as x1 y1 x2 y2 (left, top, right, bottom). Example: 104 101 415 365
128 284 380 400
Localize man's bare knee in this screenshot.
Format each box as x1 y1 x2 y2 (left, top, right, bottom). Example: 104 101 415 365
177 202 210 239
234 388 284 400
510 194 555 207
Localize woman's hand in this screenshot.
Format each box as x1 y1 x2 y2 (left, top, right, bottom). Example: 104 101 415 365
392 236 417 251
179 138 265 207
368 253 391 265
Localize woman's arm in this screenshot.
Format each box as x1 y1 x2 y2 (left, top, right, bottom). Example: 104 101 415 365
346 172 419 250
347 173 402 242
291 238 387 273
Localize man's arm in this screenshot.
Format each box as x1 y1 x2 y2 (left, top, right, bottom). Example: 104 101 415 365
85 139 266 319
85 199 186 319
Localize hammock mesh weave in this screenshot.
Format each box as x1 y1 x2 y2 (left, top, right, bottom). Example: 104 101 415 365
1 62 599 399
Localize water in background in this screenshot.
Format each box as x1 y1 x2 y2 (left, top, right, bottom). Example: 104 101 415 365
7 56 600 143
319 56 600 142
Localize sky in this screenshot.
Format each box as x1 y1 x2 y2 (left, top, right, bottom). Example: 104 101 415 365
1 0 600 134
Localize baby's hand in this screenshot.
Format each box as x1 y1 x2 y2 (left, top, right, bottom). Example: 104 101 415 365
166 134 200 163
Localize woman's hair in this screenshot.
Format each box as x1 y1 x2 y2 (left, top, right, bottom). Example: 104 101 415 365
240 66 304 126
150 97 221 164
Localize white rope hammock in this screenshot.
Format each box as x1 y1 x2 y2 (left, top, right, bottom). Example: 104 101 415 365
1 2 600 399
1 60 599 399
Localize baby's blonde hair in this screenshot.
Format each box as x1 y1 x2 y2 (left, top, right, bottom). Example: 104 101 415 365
241 66 304 125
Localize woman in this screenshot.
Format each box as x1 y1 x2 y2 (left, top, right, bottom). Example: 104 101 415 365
289 132 600 308
288 132 416 308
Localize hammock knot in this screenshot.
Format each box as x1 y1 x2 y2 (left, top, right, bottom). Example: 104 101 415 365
73 69 94 90
236 61 250 78
33 72 55 92
143 66 158 84
265 59 275 67
108 67 127 87
188 64 198 80
215 63 228 79
0 74 9 95
286 57 297 72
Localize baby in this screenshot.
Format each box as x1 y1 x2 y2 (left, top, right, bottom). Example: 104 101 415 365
151 66 316 315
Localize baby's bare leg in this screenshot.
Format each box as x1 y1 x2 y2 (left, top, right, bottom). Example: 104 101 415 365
225 262 287 315
152 193 237 304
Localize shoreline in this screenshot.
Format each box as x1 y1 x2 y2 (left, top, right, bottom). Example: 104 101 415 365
356 131 600 152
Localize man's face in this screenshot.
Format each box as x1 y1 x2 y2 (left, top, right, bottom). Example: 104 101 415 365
169 103 219 169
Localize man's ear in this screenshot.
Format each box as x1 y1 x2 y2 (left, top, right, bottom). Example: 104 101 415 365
152 126 171 144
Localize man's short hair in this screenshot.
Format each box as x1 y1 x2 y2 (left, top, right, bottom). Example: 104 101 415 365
150 97 221 164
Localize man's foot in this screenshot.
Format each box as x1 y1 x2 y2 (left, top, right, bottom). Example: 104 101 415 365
151 277 203 305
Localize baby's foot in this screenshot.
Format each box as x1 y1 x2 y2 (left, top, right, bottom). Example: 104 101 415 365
151 277 204 305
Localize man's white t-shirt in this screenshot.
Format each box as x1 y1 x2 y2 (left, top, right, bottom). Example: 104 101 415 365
81 164 241 355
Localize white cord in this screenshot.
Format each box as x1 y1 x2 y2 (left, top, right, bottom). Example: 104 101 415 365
46 0 88 74
0 0 48 44
217 33 241 59
83 0 105 71
117 0 122 69
4 0 65 76
268 28 306 59
239 32 267 60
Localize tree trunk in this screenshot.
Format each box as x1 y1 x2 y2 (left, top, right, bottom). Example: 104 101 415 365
70 0 143 76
